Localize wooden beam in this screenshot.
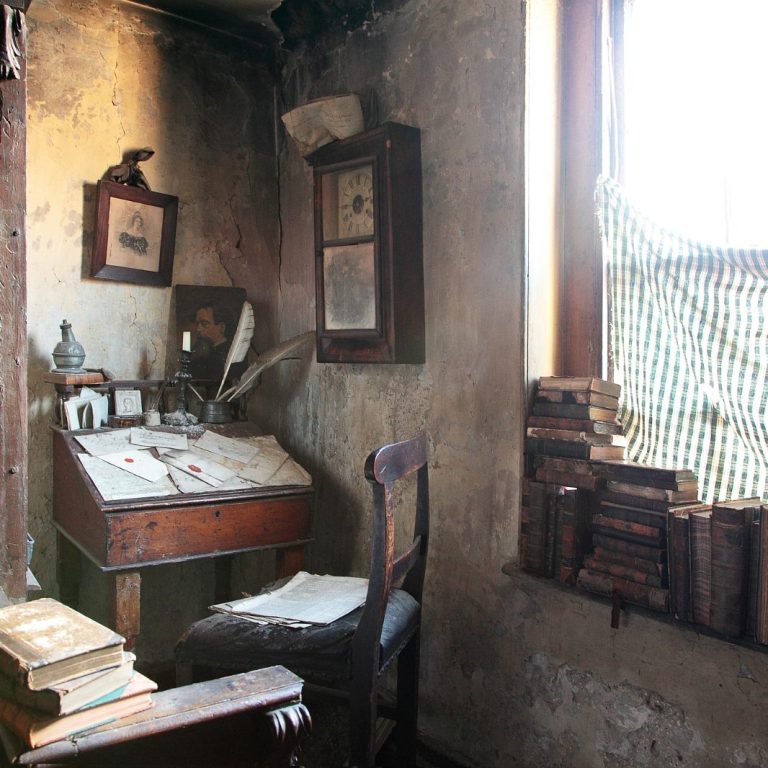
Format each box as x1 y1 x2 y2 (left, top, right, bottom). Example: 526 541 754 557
0 1 28 601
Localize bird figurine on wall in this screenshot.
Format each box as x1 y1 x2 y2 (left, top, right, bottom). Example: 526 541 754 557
107 147 155 190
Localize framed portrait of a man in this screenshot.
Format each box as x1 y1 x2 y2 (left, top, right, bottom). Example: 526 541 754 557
174 285 249 395
91 180 178 286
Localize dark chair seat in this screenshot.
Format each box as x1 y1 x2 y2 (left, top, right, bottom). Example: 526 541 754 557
175 587 420 684
175 433 430 768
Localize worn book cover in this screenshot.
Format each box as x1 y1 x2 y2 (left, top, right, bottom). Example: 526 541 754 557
583 556 664 588
591 513 665 543
537 377 621 398
526 437 625 461
591 546 665 577
0 653 135 716
0 671 155 748
755 506 768 644
526 415 622 435
599 461 696 490
710 498 760 638
591 533 665 563
667 509 693 622
532 403 619 422
598 500 668 529
535 390 620 410
689 507 713 627
605 480 699 503
526 427 627 446
0 599 124 691
577 569 669 613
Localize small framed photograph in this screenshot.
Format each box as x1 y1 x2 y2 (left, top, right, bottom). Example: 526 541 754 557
91 180 178 286
114 389 143 417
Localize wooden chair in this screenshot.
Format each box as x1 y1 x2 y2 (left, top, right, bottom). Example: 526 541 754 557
175 432 429 768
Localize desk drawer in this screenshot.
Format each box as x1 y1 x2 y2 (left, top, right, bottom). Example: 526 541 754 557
103 496 312 568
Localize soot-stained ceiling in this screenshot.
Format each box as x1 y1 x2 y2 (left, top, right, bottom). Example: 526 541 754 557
132 0 405 48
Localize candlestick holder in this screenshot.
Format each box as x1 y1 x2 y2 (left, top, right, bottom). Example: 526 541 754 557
161 349 198 427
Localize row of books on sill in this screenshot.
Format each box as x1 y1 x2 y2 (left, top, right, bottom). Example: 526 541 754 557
0 598 156 750
520 376 768 642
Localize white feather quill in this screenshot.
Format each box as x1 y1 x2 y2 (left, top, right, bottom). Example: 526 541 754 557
214 301 255 400
218 331 314 402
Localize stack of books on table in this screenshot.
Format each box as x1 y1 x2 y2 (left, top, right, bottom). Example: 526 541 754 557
0 598 156 750
577 461 700 614
526 376 625 491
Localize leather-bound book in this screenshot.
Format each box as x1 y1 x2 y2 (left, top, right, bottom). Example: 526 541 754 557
710 498 760 638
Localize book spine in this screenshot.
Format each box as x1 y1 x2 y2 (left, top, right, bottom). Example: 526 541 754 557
520 482 548 575
599 503 667 529
591 533 665 562
527 437 591 460
534 469 601 491
583 556 663 587
669 512 692 622
591 546 665 577
531 403 617 421
689 513 712 627
756 506 768 644
710 507 752 638
747 519 760 640
558 490 587 585
592 514 664 542
577 569 669 612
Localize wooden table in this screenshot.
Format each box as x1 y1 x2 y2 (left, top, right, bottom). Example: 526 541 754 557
52 425 314 649
4 666 311 767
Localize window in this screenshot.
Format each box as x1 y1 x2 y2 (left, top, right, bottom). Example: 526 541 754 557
604 0 768 502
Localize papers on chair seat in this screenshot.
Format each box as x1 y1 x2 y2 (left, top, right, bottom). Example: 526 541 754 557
210 572 369 628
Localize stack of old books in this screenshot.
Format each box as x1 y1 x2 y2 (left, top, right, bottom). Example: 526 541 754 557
0 599 156 750
526 376 625 491
520 376 624 585
577 461 700 614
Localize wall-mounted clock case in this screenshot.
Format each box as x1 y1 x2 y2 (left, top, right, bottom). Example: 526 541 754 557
308 122 424 363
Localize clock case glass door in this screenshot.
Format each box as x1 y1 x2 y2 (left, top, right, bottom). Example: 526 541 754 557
309 122 424 364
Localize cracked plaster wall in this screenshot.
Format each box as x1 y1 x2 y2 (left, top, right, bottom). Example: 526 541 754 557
261 0 768 765
25 0 278 664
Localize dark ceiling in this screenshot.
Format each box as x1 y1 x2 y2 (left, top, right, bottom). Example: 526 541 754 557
132 0 399 48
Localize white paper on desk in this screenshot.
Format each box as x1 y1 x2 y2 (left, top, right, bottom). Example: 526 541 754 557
100 450 169 482
210 572 368 626
77 454 178 501
75 429 133 456
160 449 236 487
194 431 258 465
130 427 188 451
237 436 310 487
168 465 257 494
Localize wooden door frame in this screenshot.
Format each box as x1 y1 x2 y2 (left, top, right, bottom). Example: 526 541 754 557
0 1 30 602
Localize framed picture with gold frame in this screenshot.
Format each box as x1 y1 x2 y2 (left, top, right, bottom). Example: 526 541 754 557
91 180 178 287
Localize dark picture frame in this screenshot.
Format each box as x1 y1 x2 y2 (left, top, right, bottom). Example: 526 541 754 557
91 180 178 286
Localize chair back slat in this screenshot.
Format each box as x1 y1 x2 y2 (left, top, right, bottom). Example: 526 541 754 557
366 432 427 485
392 535 422 585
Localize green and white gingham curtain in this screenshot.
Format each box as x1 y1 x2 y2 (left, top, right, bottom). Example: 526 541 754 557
597 177 768 504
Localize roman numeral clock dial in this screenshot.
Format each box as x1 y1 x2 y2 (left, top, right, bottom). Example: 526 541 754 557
338 169 374 237
310 123 424 364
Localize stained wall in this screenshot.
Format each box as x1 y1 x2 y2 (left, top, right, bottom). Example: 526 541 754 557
263 1 768 766
25 0 278 663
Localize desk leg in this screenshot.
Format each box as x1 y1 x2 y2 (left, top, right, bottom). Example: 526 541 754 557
112 571 141 650
57 533 81 610
257 702 312 768
275 545 304 580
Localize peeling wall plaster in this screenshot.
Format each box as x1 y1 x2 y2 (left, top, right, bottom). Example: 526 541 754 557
264 1 768 766
26 0 278 663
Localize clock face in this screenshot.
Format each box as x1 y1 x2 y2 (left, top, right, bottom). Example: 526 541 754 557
338 167 374 238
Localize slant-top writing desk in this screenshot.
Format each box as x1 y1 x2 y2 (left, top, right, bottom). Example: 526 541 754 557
53 423 314 648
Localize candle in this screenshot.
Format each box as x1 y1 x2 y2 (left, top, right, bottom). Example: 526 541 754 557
182 331 191 352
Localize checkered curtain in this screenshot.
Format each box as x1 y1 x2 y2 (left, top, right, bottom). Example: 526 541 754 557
597 176 768 503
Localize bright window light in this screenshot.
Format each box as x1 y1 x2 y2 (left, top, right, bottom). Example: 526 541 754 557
623 0 768 246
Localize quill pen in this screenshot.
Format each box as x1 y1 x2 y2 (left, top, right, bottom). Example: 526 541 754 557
214 301 255 400
219 331 314 402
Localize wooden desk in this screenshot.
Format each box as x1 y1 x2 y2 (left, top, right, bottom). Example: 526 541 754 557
52 425 314 648
4 666 311 767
